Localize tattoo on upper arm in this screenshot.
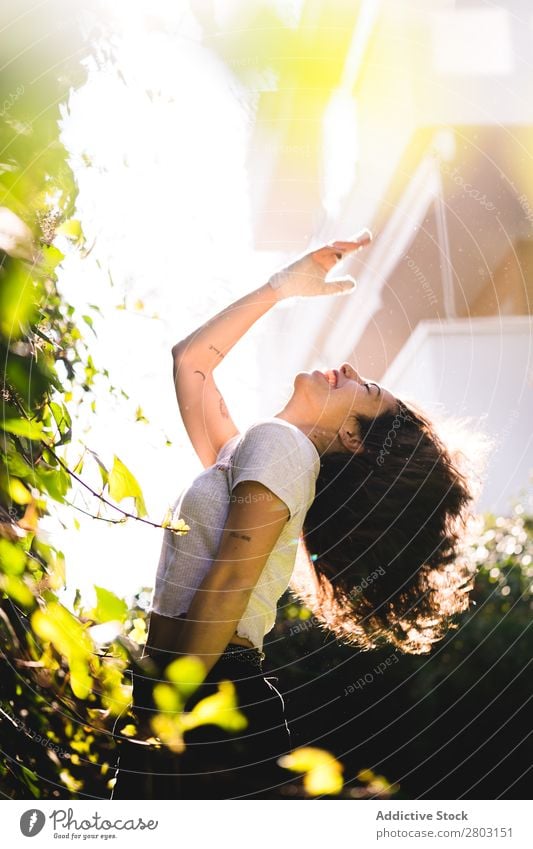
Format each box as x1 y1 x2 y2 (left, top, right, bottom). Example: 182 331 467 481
208 344 224 360
229 531 252 542
217 389 229 419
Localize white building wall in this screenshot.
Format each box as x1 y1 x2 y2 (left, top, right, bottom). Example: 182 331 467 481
382 316 533 515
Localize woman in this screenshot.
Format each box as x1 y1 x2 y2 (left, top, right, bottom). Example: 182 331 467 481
113 230 476 800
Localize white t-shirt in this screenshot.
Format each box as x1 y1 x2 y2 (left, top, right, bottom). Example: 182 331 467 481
150 417 320 652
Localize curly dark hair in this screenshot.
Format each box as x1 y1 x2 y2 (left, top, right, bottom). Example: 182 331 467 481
293 399 479 654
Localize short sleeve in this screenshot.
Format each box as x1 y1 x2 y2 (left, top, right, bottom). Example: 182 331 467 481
229 422 315 521
216 432 240 462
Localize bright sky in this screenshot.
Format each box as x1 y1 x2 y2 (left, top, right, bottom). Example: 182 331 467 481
45 1 289 610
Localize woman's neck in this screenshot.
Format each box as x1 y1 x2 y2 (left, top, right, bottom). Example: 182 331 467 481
273 408 342 456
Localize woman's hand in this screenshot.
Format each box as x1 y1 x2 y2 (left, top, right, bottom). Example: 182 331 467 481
267 228 372 301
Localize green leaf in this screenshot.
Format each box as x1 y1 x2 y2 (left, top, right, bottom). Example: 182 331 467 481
20 765 40 798
182 680 248 733
153 682 182 713
34 467 70 503
165 656 205 700
48 400 72 442
31 602 94 699
135 405 148 424
108 455 147 517
150 713 185 753
84 354 97 388
56 218 83 241
278 747 344 796
0 258 42 340
0 538 27 575
82 314 96 336
41 243 65 271
129 617 147 645
161 508 190 535
3 345 50 410
0 574 35 608
5 477 32 504
1 418 44 440
169 518 190 535
86 448 108 487
4 444 34 477
93 585 128 623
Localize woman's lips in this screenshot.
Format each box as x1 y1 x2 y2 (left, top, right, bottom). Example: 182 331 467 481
322 369 338 388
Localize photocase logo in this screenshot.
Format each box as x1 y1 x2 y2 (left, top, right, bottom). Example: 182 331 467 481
20 809 46 837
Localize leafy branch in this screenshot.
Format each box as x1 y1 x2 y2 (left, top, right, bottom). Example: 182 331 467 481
46 443 190 535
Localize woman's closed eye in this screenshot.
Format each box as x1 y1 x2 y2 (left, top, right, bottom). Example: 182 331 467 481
365 381 381 396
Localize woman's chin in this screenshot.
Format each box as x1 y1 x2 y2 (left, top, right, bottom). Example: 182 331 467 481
293 371 309 386
295 370 321 382
291 372 326 411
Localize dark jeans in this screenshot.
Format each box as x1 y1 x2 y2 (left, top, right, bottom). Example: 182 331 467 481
112 649 292 800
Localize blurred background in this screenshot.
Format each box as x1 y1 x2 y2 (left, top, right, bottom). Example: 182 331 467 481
0 0 532 800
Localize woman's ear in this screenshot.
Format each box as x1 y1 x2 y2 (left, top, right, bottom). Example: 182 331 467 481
338 421 364 454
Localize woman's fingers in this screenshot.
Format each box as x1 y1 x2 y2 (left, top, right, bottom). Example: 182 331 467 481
328 278 356 295
311 246 341 272
268 231 370 300
348 227 373 244
313 238 371 273
312 229 372 268
329 230 372 256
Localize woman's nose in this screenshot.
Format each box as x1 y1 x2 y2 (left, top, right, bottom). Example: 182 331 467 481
340 362 358 380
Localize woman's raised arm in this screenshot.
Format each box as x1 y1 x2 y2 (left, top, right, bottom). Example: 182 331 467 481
171 231 371 466
171 281 278 466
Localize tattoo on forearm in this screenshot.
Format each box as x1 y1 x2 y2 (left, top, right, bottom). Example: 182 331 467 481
208 344 224 359
229 531 252 542
193 370 206 380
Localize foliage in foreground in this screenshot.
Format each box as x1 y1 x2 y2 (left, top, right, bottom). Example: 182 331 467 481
0 4 247 800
